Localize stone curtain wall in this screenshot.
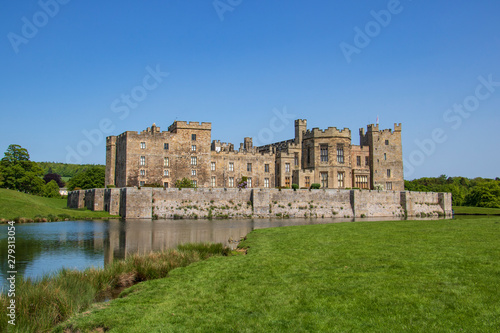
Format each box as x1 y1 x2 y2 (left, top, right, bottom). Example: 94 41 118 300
68 188 452 219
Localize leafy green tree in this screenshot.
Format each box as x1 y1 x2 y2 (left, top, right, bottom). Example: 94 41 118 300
175 177 195 189
67 166 105 190
42 180 61 198
0 144 45 195
465 181 500 208
1 144 30 163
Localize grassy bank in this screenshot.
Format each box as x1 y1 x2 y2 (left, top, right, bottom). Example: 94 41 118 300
0 243 229 332
0 188 118 222
57 216 500 332
453 205 500 215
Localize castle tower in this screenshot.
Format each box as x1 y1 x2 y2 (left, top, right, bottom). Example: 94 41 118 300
105 136 117 187
363 123 403 191
295 119 307 144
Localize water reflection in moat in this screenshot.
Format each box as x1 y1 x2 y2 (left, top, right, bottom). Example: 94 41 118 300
0 216 442 290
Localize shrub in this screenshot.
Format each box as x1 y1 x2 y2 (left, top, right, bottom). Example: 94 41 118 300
292 184 299 190
310 183 321 189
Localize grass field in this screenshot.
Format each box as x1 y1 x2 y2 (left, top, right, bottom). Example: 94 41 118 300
453 206 500 215
57 216 500 332
0 188 117 221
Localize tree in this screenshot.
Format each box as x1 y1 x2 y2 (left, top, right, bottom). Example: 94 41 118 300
175 177 195 189
67 166 105 190
42 180 61 198
1 144 30 163
465 181 500 208
0 144 44 195
43 173 65 187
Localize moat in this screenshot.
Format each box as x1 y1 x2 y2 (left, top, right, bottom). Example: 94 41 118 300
0 217 446 291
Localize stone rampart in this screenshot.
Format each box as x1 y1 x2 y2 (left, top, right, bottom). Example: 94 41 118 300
67 188 452 219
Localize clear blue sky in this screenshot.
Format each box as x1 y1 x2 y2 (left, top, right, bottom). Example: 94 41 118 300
1 0 499 179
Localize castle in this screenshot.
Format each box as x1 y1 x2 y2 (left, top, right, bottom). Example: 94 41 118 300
105 119 404 191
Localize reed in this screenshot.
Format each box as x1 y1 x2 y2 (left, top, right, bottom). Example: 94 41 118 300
0 243 228 333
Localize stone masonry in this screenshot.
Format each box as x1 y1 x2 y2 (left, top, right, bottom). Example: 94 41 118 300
106 119 404 191
68 188 453 220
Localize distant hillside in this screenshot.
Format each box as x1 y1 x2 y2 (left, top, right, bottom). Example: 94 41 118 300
37 162 105 177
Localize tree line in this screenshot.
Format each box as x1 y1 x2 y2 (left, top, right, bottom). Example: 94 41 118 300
0 145 105 198
405 175 500 208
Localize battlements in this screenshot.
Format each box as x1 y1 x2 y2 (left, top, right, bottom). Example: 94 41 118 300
303 127 351 139
168 120 211 132
210 149 274 157
211 140 234 152
106 136 117 145
362 123 401 136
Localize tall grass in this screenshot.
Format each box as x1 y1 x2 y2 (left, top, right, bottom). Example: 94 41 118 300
0 243 229 333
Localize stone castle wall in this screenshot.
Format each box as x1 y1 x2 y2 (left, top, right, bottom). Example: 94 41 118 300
68 188 452 219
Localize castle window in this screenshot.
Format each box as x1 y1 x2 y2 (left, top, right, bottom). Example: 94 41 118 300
164 143 169 150
229 177 234 187
191 145 196 152
356 175 368 189
191 170 196 176
305 176 310 188
192 134 196 141
140 142 146 149
264 178 269 188
337 172 344 188
211 162 216 171
320 145 328 162
387 169 391 178
264 164 269 173
164 170 169 177
247 163 252 172
321 172 329 188
337 145 344 163
307 147 311 164
384 153 387 161
285 177 290 188
164 157 169 167
140 170 145 176
386 182 393 190
357 156 361 166
191 157 197 166
294 153 299 166
140 181 145 186
164 182 168 188
385 140 389 145
285 163 290 173
192 180 197 187
229 162 234 172
247 178 252 188
365 156 369 166
140 156 145 166
211 176 216 187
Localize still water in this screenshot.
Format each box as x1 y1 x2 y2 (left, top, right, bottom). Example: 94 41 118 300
0 216 422 290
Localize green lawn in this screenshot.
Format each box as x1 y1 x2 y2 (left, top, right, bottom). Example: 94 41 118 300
58 217 500 332
0 188 117 221
453 206 500 215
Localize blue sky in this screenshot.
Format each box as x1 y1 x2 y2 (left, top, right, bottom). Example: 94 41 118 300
1 0 499 179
